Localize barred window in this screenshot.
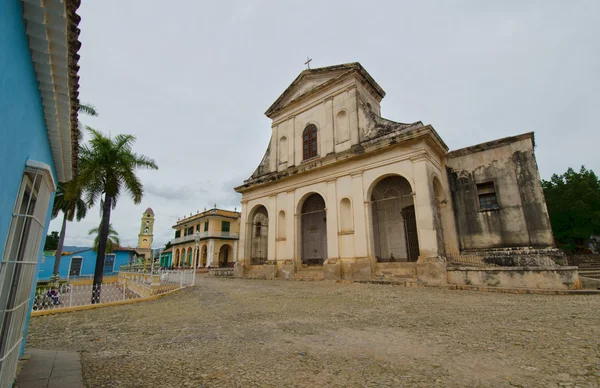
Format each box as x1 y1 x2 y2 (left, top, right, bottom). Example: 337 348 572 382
302 124 318 160
0 164 54 386
477 182 498 210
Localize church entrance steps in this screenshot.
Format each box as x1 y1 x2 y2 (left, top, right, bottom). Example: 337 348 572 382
209 268 234 277
578 270 600 279
246 265 267 279
568 255 600 279
294 268 324 281
354 278 423 287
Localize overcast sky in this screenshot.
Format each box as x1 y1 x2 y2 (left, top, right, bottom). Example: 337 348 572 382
52 0 600 249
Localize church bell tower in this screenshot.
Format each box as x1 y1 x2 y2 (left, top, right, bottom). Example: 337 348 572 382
137 207 154 258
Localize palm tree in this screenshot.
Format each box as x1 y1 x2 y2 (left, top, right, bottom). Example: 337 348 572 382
78 128 158 303
48 103 98 281
88 224 120 253
50 181 87 278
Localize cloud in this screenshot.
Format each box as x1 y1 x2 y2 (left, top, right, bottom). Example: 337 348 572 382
49 0 599 252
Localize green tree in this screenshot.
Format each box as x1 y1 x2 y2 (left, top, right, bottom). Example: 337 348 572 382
542 166 600 252
44 231 59 251
164 241 172 250
88 224 120 253
50 180 87 278
78 128 158 302
48 103 98 279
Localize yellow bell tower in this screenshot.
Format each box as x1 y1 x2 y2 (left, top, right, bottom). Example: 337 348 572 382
136 207 154 258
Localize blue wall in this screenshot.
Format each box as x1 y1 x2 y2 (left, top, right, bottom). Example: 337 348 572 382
0 0 58 260
39 250 136 281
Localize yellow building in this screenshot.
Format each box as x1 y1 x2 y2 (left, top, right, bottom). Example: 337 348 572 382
170 208 240 268
136 207 154 259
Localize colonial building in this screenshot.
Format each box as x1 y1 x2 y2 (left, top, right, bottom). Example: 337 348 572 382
234 62 562 284
170 208 240 268
135 207 155 259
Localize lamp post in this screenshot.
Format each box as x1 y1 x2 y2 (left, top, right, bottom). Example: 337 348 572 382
193 231 200 286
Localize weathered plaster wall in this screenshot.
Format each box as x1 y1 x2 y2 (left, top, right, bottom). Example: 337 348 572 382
447 267 580 290
446 134 554 250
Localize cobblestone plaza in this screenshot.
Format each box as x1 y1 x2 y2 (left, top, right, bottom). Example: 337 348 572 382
27 277 600 387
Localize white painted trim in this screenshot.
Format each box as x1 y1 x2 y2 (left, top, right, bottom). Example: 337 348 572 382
25 160 56 192
21 0 74 182
69 256 83 277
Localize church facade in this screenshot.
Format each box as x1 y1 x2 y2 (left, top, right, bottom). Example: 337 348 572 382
234 63 561 284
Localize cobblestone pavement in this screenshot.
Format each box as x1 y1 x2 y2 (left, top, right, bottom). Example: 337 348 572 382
27 277 600 387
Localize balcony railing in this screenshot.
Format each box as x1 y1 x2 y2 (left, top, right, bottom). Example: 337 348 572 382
171 231 239 245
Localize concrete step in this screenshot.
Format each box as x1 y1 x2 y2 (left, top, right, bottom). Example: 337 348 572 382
294 270 324 281
355 278 423 287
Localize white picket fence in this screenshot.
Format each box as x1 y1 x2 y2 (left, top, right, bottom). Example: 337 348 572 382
32 270 195 312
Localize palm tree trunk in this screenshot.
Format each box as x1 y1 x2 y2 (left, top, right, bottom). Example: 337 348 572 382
91 195 112 304
52 212 68 278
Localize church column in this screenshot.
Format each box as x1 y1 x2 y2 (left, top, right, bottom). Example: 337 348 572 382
233 240 238 263
324 97 334 155
268 195 277 261
208 239 215 267
326 180 339 260
351 172 368 258
412 157 439 259
238 201 248 264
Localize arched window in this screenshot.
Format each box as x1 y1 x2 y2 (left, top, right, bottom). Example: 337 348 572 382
335 110 350 143
302 124 318 160
279 136 288 163
339 198 353 232
277 210 286 239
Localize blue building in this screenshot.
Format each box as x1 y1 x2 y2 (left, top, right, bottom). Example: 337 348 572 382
0 0 81 385
39 248 137 281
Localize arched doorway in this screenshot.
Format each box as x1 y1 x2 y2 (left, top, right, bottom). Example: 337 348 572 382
174 249 180 266
301 193 327 266
201 245 208 267
371 176 420 262
186 247 192 266
218 245 232 267
250 206 268 265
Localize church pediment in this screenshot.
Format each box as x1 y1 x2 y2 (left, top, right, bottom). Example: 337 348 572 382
265 62 385 118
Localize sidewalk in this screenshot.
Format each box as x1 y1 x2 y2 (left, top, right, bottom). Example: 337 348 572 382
14 348 83 388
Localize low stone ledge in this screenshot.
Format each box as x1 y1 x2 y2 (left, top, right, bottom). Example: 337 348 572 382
447 266 580 290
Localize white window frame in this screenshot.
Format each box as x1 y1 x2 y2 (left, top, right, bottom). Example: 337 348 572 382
0 161 55 387
68 256 83 277
104 254 116 273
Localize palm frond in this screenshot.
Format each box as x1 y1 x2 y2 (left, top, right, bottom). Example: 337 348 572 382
79 103 98 117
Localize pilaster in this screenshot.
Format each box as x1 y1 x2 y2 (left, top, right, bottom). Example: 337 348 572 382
326 180 339 259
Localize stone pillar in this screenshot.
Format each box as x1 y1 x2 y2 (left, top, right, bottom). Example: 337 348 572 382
233 240 238 263
412 157 446 284
326 180 339 259
238 201 248 264
351 172 367 258
268 195 277 261
208 239 215 268
324 97 334 155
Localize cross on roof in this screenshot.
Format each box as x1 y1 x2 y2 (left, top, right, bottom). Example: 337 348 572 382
304 57 312 69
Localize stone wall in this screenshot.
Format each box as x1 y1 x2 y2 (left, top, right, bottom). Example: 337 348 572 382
447 267 580 290
446 133 555 250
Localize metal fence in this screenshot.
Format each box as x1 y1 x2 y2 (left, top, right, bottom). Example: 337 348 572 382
32 269 195 312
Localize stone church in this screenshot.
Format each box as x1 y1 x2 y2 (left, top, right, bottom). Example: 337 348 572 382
234 62 563 285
